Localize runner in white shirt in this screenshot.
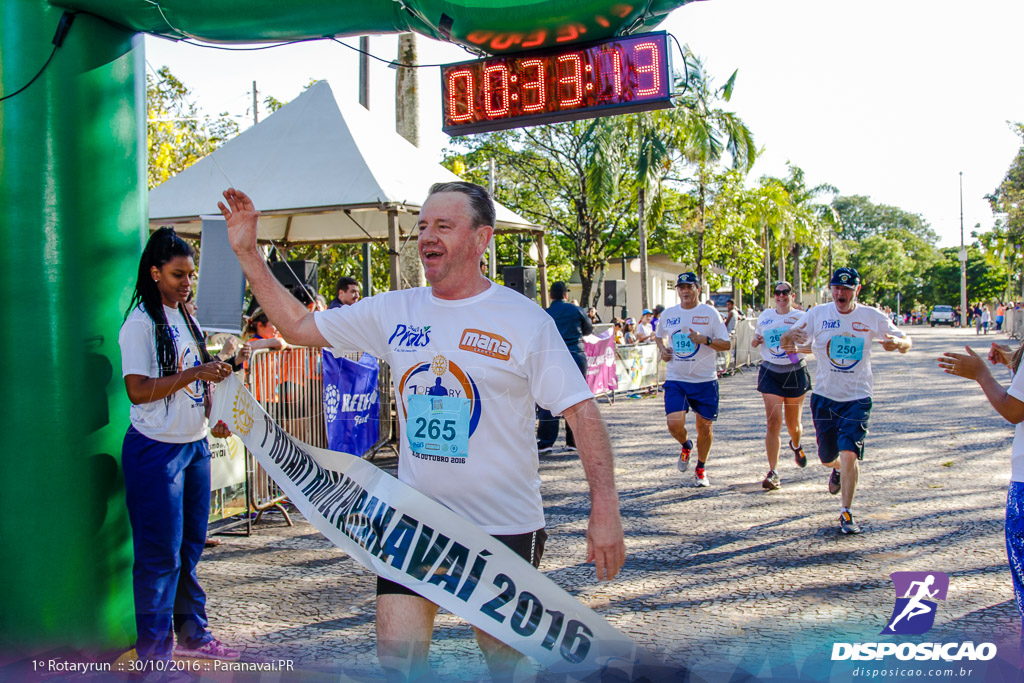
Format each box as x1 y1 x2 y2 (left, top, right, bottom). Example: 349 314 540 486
751 281 811 491
782 267 911 535
219 182 626 681
655 272 731 487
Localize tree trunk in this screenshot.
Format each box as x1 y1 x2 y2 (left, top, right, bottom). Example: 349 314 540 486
697 170 706 284
396 33 425 289
639 187 649 311
763 221 770 307
791 242 802 306
777 238 786 283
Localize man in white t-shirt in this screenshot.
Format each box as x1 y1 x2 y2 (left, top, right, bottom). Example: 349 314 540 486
218 182 625 681
654 272 731 487
782 267 911 535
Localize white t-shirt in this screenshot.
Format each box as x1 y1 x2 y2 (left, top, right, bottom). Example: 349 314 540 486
656 303 728 383
636 321 654 341
755 308 807 366
1007 368 1024 482
314 283 593 535
119 305 208 443
789 302 905 402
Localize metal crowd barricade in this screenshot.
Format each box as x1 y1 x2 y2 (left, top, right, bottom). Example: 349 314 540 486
1007 308 1023 340
243 346 394 527
718 318 758 375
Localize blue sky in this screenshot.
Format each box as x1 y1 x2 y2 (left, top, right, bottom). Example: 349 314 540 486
145 0 1024 248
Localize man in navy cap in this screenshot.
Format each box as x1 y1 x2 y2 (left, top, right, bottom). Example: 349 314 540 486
782 267 911 534
654 272 731 487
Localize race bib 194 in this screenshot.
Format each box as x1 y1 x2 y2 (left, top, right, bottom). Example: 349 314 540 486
672 332 697 355
407 394 471 458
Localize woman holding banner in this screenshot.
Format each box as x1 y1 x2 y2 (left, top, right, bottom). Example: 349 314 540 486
118 227 241 665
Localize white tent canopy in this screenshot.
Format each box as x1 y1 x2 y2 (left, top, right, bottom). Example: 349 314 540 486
148 79 539 243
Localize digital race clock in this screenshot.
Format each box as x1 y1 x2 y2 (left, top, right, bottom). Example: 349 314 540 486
441 32 674 136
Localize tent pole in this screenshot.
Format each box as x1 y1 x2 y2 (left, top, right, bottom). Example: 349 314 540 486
538 232 549 307
388 209 401 290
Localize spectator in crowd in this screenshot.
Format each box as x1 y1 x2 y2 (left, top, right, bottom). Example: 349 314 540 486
613 318 625 345
635 309 655 343
537 281 593 454
652 305 665 332
118 227 240 666
982 305 992 335
588 306 602 324
327 276 361 309
623 319 638 344
997 303 1006 331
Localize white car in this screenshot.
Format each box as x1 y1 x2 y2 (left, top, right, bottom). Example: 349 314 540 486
931 304 955 326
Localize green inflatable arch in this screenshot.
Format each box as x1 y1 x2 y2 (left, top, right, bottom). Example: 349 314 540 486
0 0 693 657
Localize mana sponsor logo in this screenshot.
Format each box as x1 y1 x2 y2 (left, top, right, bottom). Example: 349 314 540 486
691 316 710 325
831 572 997 663
853 321 871 333
459 329 512 360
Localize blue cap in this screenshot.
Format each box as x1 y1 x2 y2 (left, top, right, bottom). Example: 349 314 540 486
676 272 699 286
642 308 653 315
829 267 861 288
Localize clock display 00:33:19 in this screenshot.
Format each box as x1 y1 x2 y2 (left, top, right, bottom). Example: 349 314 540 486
442 32 673 135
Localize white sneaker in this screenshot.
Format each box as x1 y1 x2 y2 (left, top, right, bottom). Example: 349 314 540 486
694 469 710 487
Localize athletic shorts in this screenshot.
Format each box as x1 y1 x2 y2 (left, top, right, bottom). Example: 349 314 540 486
757 363 812 398
376 528 547 597
663 380 719 421
810 393 872 463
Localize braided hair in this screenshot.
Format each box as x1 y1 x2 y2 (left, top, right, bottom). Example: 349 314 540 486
124 227 212 377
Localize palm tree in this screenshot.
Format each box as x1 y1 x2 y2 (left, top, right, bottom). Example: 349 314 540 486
670 46 756 283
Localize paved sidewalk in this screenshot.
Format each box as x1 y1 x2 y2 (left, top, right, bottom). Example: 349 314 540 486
200 326 1021 680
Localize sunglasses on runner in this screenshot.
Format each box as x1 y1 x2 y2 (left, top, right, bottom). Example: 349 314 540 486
774 289 791 296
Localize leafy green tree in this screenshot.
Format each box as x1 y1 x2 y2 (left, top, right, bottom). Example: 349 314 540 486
671 46 756 282
920 246 1008 308
146 66 239 189
988 123 1024 243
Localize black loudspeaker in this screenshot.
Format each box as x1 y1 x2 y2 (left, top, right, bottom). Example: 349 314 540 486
604 280 626 307
271 260 318 304
502 266 537 299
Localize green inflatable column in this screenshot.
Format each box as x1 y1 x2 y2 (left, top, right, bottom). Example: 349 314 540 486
0 2 143 655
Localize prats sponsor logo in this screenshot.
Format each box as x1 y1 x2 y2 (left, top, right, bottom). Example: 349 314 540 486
389 324 431 348
459 329 512 360
666 317 681 325
691 316 710 325
822 320 841 330
853 322 871 332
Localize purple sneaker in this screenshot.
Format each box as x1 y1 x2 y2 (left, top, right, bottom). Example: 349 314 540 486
174 638 240 661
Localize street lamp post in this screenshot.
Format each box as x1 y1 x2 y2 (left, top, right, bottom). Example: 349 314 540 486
960 172 967 328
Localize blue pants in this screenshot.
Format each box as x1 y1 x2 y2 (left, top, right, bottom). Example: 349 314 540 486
537 351 587 448
122 427 213 660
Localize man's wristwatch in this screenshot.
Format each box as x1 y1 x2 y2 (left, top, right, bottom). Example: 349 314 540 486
706 335 712 345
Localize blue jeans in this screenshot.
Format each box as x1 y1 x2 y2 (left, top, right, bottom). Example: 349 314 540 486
537 351 587 448
122 427 213 660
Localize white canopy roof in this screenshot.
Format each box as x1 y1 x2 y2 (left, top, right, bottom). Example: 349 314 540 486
148 80 538 243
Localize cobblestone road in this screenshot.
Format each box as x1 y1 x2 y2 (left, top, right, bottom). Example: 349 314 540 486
199 325 1022 681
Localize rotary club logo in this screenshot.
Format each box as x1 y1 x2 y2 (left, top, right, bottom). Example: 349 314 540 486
430 354 449 376
232 388 255 436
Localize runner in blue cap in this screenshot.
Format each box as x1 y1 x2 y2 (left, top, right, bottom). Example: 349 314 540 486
782 267 911 534
654 272 732 487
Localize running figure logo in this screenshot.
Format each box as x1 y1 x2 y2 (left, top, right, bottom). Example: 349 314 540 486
881 571 949 635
